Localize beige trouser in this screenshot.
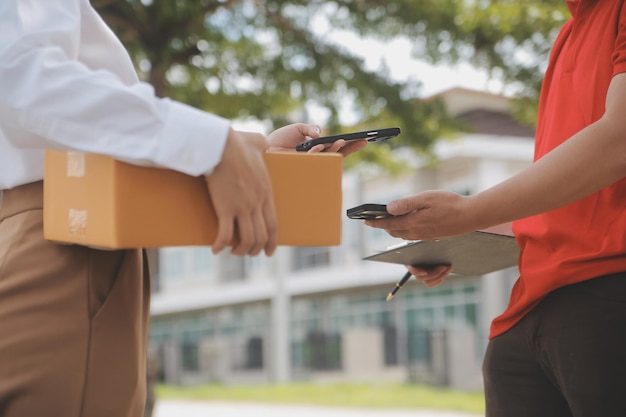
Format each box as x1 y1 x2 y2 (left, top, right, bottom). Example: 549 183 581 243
0 181 150 417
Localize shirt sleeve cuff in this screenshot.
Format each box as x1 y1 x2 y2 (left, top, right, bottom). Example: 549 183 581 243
153 99 230 176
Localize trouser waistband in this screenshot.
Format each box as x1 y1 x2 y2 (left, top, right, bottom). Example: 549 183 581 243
0 181 44 222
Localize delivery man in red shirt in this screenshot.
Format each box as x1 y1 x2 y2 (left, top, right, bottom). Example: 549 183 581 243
366 1 626 416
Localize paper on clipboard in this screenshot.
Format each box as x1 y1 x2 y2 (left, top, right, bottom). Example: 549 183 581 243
363 228 519 277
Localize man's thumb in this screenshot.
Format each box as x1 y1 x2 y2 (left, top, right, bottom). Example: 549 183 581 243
387 198 413 215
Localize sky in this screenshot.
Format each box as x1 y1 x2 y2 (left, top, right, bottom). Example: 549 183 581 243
331 32 502 97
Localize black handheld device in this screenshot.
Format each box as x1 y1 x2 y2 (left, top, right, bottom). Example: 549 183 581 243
296 127 400 152
346 203 393 220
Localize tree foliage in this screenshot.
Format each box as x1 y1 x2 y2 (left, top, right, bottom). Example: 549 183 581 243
92 0 569 166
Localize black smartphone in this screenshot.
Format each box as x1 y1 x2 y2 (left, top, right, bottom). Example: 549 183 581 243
296 127 401 152
346 203 393 220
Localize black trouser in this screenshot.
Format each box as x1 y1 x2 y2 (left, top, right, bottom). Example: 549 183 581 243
483 271 626 417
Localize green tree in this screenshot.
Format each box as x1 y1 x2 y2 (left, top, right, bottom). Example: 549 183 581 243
92 0 569 165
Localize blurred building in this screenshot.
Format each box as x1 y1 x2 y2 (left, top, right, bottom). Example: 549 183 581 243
148 87 535 391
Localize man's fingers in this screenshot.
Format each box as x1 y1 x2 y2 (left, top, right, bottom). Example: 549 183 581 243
339 139 367 156
247 211 268 256
304 124 322 138
205 129 278 256
387 228 412 239
325 139 346 153
212 216 234 254
308 143 326 153
408 264 452 287
420 276 446 288
386 197 420 216
364 215 411 232
263 200 278 256
363 216 400 229
231 215 254 256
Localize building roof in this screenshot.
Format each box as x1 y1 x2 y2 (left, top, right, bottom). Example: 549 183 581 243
457 108 535 138
433 87 535 139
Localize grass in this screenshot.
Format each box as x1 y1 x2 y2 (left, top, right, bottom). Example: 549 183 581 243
156 382 486 414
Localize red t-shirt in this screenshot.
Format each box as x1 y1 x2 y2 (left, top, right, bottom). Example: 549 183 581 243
489 0 626 338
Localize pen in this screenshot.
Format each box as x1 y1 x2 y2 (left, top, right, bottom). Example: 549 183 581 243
386 270 412 301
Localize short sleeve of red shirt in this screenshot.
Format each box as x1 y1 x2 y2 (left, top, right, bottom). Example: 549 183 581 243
613 2 626 75
490 0 626 339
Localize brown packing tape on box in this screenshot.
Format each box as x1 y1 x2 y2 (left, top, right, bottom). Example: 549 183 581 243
43 150 343 249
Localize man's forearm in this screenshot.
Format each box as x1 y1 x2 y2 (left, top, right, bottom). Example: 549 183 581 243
469 108 626 229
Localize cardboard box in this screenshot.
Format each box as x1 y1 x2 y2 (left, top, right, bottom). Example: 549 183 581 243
43 150 343 249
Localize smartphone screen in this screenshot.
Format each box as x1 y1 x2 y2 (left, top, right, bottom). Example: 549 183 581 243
296 127 400 152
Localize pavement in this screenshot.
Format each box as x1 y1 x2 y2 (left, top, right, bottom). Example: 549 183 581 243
153 399 484 417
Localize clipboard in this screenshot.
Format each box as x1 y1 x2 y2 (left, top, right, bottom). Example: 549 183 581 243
363 230 519 276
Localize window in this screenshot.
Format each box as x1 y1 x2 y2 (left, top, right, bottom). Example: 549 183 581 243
303 331 341 370
149 319 173 343
293 246 330 270
245 337 264 369
407 329 431 365
191 247 212 275
181 343 199 372
383 325 399 366
160 248 185 281
219 253 246 281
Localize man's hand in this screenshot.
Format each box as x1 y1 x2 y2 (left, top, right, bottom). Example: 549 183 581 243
204 128 278 257
268 123 368 157
406 265 453 288
364 190 479 241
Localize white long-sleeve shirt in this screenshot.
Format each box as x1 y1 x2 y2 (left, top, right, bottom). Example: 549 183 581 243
0 0 231 190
